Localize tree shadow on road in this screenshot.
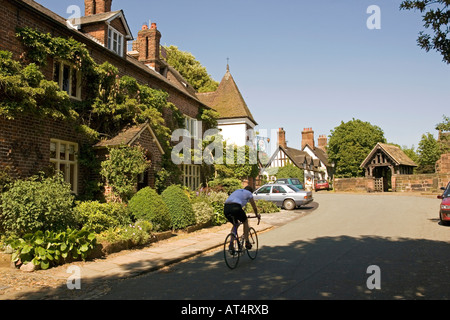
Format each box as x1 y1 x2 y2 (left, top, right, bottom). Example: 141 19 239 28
11 232 450 300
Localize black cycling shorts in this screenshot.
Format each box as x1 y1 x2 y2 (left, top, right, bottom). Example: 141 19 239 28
224 203 248 224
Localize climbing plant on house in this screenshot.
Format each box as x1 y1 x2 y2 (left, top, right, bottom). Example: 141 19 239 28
10 27 188 197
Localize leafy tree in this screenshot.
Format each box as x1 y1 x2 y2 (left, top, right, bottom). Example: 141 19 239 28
402 145 419 165
436 115 450 153
400 1 450 64
328 119 386 178
214 143 259 180
416 132 441 173
163 45 219 92
100 145 149 202
275 163 304 182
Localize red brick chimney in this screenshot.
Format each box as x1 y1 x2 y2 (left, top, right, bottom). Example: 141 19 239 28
302 128 315 150
278 128 287 149
135 22 162 72
85 0 112 16
318 135 328 151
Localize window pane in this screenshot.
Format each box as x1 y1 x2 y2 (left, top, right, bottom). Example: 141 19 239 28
50 142 57 159
53 62 60 84
70 164 75 187
108 29 112 49
71 69 78 98
68 144 75 161
60 144 66 160
62 65 70 93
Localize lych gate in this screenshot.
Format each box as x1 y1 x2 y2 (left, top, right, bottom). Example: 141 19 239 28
361 143 417 192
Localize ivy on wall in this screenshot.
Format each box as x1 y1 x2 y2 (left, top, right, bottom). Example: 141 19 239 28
14 27 184 148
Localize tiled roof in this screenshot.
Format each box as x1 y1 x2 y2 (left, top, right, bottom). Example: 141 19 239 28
361 143 417 168
197 69 257 125
94 122 164 154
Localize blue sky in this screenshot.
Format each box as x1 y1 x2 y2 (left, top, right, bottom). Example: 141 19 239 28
38 0 450 151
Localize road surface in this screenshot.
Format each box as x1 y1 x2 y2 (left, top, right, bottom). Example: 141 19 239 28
96 193 449 300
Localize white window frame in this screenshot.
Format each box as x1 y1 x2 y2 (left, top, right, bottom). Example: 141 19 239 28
184 116 200 140
50 139 79 194
183 164 201 191
107 26 124 56
53 60 81 100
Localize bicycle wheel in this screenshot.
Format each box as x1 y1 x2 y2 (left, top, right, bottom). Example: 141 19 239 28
224 233 240 269
246 227 259 260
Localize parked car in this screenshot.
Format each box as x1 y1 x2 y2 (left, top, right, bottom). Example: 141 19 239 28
253 184 313 210
438 182 450 226
275 178 304 190
315 180 330 191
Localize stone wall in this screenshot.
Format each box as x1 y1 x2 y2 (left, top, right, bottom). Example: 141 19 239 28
436 153 450 174
334 177 373 192
393 173 450 193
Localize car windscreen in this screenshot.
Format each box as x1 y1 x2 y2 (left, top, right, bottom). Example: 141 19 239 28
286 185 300 192
291 179 301 185
445 188 450 198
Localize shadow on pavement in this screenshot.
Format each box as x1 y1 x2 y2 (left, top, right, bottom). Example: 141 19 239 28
11 231 450 300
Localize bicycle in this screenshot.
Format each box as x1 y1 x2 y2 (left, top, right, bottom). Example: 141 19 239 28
224 216 260 270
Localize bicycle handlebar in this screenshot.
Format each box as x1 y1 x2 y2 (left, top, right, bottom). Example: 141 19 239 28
247 215 261 226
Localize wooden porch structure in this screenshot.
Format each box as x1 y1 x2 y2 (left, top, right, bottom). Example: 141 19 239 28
361 143 417 192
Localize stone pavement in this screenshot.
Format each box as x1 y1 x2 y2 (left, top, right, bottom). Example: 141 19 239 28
1 208 313 300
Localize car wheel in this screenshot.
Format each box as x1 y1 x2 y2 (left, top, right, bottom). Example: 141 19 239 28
440 212 450 226
284 199 296 211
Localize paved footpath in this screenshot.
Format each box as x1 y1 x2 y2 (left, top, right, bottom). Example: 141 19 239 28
1 208 313 300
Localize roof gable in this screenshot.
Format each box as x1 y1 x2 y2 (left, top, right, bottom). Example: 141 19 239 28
77 10 133 40
196 69 257 125
361 143 417 168
94 122 164 154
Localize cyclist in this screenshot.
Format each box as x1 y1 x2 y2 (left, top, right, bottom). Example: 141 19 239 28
224 186 261 249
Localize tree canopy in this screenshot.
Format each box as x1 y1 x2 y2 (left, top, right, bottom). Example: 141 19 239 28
328 119 386 178
163 45 219 93
400 0 450 64
416 132 441 173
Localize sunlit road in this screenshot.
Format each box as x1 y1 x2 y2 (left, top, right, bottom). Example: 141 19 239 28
97 193 449 300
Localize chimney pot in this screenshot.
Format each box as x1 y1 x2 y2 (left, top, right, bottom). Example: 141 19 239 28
151 23 157 29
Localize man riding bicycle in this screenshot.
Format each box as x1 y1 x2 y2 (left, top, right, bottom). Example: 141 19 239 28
224 186 261 249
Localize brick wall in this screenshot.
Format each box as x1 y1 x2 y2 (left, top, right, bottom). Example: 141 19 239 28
0 113 91 194
0 0 207 196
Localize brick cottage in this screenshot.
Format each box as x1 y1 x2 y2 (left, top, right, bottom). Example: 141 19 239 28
0 0 217 195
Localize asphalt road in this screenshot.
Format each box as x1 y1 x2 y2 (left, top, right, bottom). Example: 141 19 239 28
97 192 449 300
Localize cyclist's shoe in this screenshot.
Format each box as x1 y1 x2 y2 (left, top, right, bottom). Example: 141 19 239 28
229 245 236 255
245 242 253 250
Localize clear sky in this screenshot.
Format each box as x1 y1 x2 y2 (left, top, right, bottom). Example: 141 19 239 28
38 0 450 152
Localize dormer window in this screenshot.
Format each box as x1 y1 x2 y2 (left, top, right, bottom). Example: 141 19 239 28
107 26 124 56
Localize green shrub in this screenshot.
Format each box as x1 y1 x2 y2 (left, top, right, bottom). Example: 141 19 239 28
73 201 132 233
128 187 171 232
97 220 152 248
192 201 214 225
8 228 97 270
245 200 281 214
161 185 196 230
207 191 229 226
0 174 75 237
209 178 242 194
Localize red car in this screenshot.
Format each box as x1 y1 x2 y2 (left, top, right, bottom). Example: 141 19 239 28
315 180 330 192
438 182 450 226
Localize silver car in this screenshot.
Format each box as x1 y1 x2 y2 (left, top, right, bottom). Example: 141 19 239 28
253 184 314 210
